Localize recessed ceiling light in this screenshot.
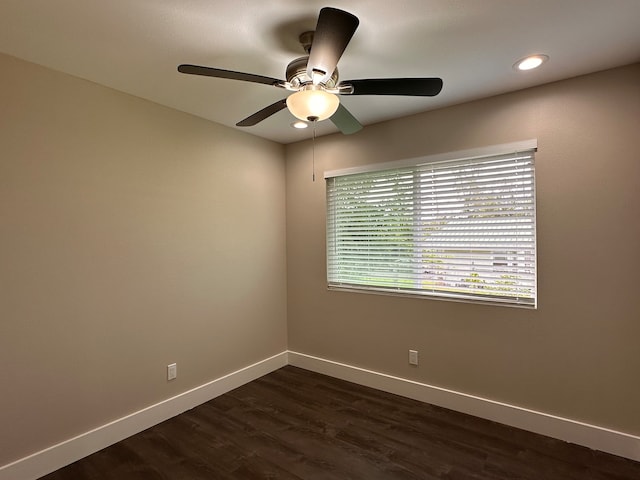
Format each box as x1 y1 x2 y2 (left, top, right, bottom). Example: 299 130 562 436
291 121 308 129
514 54 549 71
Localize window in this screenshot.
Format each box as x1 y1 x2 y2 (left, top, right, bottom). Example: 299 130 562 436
325 141 537 308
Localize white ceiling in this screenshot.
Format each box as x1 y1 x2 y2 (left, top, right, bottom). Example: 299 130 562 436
1 0 639 144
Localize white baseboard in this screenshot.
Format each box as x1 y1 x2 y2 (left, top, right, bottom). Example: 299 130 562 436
4 349 638 480
0 351 288 480
288 351 640 462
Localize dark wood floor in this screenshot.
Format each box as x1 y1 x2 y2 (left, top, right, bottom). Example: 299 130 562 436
40 366 640 479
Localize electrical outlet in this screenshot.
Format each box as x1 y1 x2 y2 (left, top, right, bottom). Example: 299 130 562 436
408 350 419 366
167 363 177 381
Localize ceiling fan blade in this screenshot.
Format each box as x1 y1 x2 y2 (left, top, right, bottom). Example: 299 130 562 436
331 103 363 135
306 7 359 84
236 99 288 127
178 64 284 87
339 78 444 96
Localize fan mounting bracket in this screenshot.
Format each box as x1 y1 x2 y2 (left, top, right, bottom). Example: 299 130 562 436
299 31 314 54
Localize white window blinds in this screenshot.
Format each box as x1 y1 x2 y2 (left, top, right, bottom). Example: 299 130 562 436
326 143 537 307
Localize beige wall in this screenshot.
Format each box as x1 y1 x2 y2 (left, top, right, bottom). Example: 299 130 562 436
286 63 640 435
0 53 287 465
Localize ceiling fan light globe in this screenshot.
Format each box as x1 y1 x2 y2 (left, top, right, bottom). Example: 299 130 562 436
286 88 340 122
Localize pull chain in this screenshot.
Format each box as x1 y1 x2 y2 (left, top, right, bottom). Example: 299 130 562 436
309 116 319 182
312 120 317 182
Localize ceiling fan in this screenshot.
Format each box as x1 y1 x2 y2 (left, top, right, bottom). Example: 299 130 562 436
178 7 443 135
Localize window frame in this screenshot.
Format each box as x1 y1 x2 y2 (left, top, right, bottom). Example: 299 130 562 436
325 140 538 309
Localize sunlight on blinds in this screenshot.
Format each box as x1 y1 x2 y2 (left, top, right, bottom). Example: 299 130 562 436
326 146 536 307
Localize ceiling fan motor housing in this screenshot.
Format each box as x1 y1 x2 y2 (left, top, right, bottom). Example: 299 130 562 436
286 56 339 89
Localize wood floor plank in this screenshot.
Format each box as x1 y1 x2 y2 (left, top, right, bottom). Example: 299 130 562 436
39 366 640 480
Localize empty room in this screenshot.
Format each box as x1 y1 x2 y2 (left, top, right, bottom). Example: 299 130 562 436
1 1 639 479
